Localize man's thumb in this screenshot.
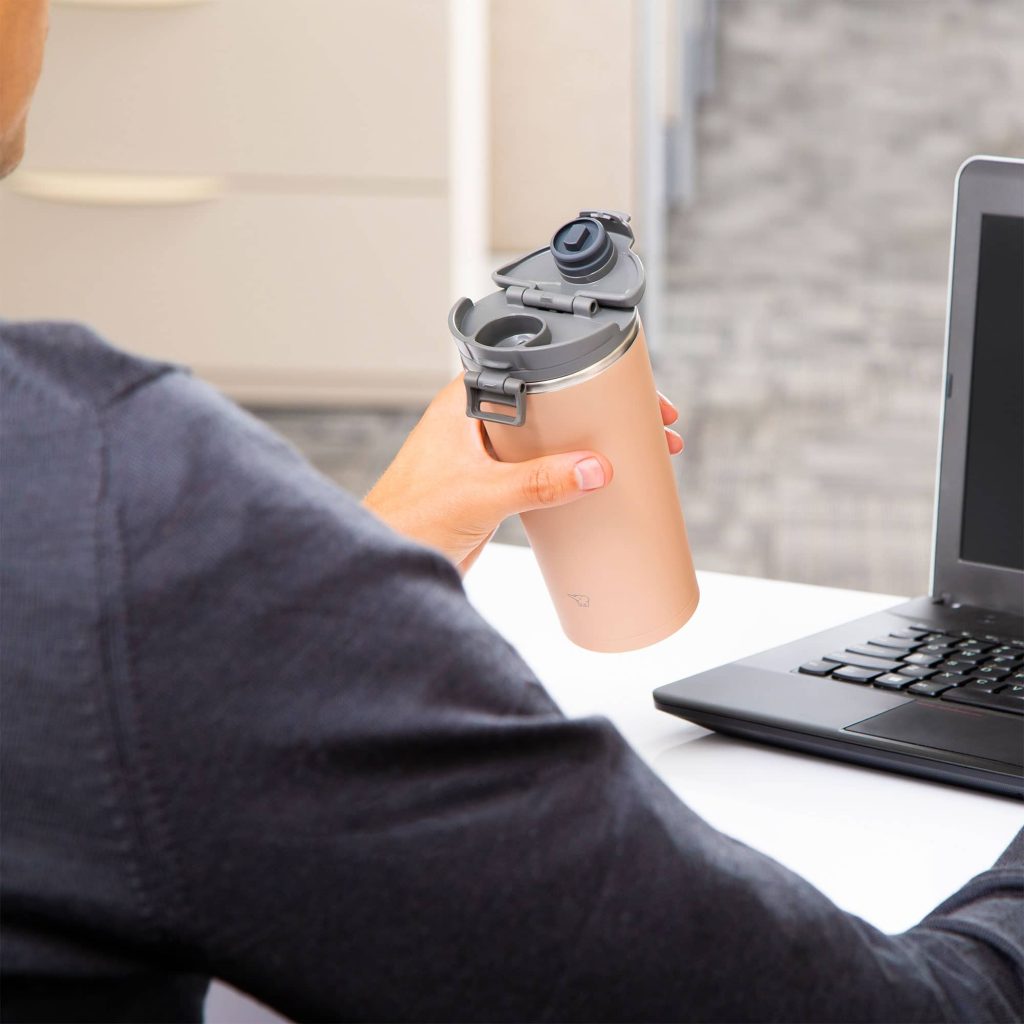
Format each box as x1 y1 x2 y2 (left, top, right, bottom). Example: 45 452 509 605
505 451 613 514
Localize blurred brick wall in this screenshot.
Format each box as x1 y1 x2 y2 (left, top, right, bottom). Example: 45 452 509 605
659 0 1024 594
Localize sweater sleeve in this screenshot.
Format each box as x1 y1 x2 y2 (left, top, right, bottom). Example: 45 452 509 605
103 371 1023 1023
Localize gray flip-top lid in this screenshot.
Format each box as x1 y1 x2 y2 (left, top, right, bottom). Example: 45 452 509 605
449 210 646 426
493 209 646 308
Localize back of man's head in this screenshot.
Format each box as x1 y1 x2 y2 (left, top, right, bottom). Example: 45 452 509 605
0 0 49 178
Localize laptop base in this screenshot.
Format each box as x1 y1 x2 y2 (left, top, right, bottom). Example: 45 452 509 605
654 599 1024 800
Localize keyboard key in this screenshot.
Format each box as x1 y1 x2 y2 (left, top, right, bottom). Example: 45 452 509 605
963 677 1004 693
972 665 1011 680
894 664 937 679
918 643 957 656
931 672 969 687
908 678 960 696
1013 671 1024 683
944 652 986 667
865 644 916 659
1003 684 1024 698
832 665 881 684
923 633 957 644
942 687 1024 715
961 657 993 670
939 658 981 673
902 652 942 667
890 628 928 640
868 643 917 659
826 651 901 672
869 635 920 651
847 644 910 664
798 660 834 677
873 673 915 690
950 638 991 655
992 653 1024 665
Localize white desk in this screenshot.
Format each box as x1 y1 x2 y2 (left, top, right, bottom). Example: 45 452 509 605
464 543 1024 936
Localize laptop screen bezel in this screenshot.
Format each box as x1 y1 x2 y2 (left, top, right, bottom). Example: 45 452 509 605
931 156 1024 616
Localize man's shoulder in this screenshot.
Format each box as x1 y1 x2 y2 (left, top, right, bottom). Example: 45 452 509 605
0 319 178 413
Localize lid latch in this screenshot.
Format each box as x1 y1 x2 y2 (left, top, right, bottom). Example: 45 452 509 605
464 369 527 427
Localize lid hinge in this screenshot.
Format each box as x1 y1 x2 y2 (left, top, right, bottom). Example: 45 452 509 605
464 369 527 427
506 285 598 317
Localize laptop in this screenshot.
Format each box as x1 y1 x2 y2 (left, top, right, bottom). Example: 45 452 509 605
654 156 1024 799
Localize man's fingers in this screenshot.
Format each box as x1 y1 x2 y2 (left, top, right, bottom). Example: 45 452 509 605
500 451 614 515
658 392 679 426
657 393 683 454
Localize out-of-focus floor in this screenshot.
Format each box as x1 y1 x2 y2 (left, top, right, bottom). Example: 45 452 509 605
256 0 1024 597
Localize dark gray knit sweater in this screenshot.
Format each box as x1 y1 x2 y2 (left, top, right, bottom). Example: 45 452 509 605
1 321 1021 1023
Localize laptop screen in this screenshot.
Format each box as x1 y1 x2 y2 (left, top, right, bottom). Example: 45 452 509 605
959 213 1024 571
933 158 1022 616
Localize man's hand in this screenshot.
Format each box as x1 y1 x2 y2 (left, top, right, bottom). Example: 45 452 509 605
363 375 684 574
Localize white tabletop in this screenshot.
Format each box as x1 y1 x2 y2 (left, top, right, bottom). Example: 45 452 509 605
464 543 1024 936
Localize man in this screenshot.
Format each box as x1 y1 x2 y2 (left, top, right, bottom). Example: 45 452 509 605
1 2 1021 1020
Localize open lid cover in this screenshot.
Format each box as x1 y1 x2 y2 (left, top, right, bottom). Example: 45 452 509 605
492 209 646 309
449 210 646 426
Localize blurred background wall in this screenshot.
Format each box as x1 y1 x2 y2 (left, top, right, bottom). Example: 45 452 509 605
3 0 1023 607
659 0 1024 596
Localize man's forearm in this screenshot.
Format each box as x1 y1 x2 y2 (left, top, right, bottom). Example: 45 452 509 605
898 832 1024 1023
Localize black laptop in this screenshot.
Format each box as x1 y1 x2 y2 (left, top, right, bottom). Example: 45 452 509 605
655 156 1024 799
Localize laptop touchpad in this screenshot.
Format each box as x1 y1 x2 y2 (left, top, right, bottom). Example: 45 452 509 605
847 700 1023 768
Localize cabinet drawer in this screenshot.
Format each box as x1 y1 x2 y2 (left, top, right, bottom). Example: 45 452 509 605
26 0 448 182
0 186 452 402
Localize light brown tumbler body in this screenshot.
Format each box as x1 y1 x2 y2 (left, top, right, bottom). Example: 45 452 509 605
483 320 699 652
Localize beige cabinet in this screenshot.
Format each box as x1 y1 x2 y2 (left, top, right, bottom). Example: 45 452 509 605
0 187 449 403
488 0 684 347
489 0 639 253
0 0 482 405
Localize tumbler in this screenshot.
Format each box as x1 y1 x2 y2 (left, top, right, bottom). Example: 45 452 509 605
449 210 698 652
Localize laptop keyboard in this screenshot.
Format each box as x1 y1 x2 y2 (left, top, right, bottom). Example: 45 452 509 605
798 625 1024 716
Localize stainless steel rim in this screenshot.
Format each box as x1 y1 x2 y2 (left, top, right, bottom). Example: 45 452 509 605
522 319 639 395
